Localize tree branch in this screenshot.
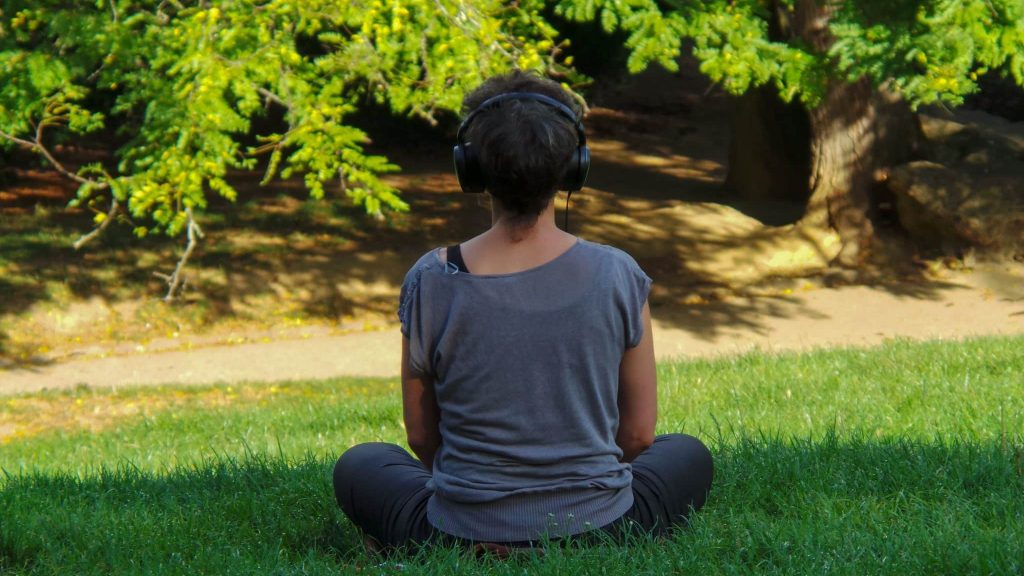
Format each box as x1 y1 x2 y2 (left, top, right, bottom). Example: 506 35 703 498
0 128 36 149
36 122 109 188
154 207 205 302
4 118 119 248
73 197 120 250
257 87 287 107
0 123 110 190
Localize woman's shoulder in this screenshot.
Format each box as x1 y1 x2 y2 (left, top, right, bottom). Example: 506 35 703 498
576 239 645 270
403 248 445 278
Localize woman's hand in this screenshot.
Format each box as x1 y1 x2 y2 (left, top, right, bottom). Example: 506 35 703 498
616 301 657 462
402 336 441 470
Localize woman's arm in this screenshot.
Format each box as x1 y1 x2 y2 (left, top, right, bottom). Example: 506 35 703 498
616 301 657 462
402 336 441 471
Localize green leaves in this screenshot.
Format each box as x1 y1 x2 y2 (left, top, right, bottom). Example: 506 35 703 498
0 0 565 237
10 0 1019 243
555 0 823 101
556 0 688 73
827 0 1005 107
558 0 1024 109
687 2 823 102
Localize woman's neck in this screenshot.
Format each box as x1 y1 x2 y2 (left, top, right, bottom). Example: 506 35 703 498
490 203 557 243
459 200 576 274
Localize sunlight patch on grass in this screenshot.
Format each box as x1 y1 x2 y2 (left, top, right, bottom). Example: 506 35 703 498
0 380 399 445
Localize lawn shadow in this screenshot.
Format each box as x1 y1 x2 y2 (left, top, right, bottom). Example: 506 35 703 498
1 435 1020 572
714 432 1024 505
0 456 363 572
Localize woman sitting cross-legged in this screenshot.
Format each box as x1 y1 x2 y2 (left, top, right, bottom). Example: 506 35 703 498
332 70 713 554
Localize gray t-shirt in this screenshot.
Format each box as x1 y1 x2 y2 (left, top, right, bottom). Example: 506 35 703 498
398 238 652 541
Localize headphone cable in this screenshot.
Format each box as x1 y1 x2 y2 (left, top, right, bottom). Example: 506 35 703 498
563 190 572 232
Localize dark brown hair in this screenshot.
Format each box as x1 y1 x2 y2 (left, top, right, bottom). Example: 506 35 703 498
461 71 582 223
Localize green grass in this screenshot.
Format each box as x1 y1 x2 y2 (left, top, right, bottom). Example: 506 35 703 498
2 336 1023 574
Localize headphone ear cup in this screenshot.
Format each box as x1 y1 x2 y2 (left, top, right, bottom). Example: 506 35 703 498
563 145 591 192
453 143 486 193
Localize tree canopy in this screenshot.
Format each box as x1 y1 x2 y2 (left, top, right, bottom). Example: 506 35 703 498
558 0 1024 107
2 0 1022 256
0 0 568 239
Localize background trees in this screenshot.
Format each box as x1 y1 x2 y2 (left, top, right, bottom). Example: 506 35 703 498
3 0 1023 286
0 0 568 296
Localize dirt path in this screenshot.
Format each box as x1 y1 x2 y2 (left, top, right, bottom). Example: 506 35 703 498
3 261 1021 396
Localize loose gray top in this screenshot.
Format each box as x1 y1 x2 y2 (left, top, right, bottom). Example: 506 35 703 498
398 238 652 541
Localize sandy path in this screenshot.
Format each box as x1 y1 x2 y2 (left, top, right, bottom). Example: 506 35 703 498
3 264 1021 396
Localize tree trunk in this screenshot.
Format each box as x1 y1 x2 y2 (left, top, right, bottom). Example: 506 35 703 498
797 78 919 266
726 0 921 267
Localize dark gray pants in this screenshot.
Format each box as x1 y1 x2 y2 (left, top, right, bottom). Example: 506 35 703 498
333 434 713 549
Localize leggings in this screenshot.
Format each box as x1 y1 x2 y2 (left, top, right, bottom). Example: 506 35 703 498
333 434 713 549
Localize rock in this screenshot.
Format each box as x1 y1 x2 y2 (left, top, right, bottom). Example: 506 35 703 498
918 112 1024 175
888 112 1024 257
888 160 1024 256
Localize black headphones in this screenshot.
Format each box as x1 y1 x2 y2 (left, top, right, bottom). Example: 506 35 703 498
452 91 591 194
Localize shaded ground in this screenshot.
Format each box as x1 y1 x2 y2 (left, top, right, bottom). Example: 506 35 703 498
3 262 1024 396
2 64 1023 393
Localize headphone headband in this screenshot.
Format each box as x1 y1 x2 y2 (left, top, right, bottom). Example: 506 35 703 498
456 91 586 146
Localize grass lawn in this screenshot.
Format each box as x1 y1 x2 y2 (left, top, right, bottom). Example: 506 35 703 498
2 336 1023 575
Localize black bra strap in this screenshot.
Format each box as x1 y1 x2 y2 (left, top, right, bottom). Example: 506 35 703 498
446 244 470 273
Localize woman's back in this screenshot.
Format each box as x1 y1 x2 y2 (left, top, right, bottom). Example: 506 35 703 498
399 240 650 540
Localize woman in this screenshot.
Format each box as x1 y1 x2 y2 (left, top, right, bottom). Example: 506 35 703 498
333 71 713 552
